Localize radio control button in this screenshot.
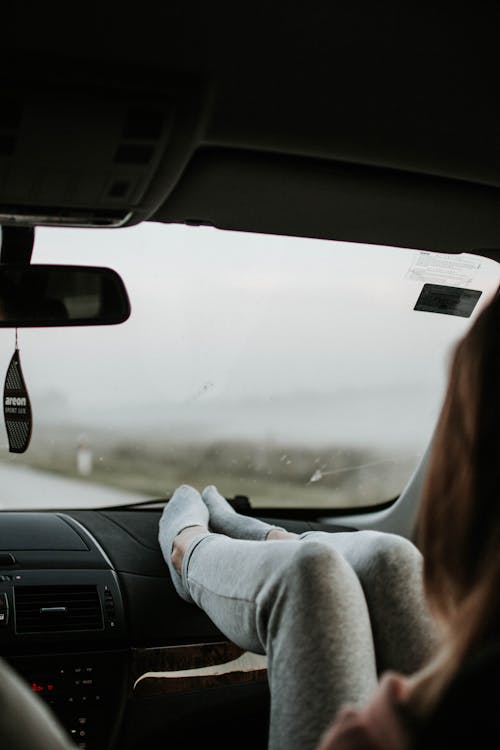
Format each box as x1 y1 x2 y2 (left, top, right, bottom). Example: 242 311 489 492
0 593 9 626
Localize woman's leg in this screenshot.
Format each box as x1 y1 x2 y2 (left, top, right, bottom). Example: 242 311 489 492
299 530 440 674
159 487 378 750
201 485 438 675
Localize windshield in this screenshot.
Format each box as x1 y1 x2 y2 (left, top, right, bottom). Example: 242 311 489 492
0 223 498 511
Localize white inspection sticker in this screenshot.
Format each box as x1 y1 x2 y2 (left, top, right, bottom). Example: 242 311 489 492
405 251 482 286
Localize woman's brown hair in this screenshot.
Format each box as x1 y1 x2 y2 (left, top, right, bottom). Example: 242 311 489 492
410 289 500 712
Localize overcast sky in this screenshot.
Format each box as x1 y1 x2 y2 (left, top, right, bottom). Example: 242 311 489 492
0 222 498 452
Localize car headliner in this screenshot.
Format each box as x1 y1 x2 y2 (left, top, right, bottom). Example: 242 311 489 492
0 6 499 255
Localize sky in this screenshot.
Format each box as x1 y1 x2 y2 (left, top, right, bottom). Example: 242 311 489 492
0 222 498 454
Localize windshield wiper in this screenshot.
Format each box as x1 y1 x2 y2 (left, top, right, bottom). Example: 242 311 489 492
102 494 253 511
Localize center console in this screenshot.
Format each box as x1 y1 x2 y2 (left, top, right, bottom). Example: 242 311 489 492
0 512 129 750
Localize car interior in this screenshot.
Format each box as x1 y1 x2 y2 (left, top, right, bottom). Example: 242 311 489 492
0 6 499 750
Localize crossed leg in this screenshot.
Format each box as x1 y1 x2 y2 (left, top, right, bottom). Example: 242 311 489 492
159 485 438 750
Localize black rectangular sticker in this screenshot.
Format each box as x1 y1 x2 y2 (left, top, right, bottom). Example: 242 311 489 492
414 284 482 318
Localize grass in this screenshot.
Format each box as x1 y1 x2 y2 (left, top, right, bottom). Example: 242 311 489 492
1 422 419 510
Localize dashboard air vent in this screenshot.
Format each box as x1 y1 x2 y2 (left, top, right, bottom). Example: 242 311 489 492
14 585 103 633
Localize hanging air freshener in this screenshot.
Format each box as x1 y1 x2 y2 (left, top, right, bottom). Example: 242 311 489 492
3 335 32 453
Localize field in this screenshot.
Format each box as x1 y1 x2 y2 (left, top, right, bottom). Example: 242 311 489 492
0 421 420 510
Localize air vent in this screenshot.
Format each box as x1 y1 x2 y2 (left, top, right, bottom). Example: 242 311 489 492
14 585 103 633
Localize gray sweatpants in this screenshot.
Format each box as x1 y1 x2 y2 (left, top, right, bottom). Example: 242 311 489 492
183 529 438 750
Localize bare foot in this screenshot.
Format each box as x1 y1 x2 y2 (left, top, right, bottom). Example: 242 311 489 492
266 529 298 541
171 525 209 573
171 526 296 573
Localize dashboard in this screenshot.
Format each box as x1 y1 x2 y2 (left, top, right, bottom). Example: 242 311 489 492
0 508 353 749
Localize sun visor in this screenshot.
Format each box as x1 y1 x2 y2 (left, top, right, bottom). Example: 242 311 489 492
157 147 500 254
0 73 208 228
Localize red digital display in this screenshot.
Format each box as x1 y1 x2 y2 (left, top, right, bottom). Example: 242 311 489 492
31 682 55 693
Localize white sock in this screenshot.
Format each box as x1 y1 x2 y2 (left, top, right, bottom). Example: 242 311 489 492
158 484 209 602
202 485 285 540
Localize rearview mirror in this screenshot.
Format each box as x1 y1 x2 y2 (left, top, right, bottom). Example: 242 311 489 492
0 264 131 326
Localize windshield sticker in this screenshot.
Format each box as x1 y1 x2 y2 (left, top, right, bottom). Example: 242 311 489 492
406 251 482 286
414 284 482 318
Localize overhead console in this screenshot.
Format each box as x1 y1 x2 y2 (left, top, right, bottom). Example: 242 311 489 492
0 62 210 228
